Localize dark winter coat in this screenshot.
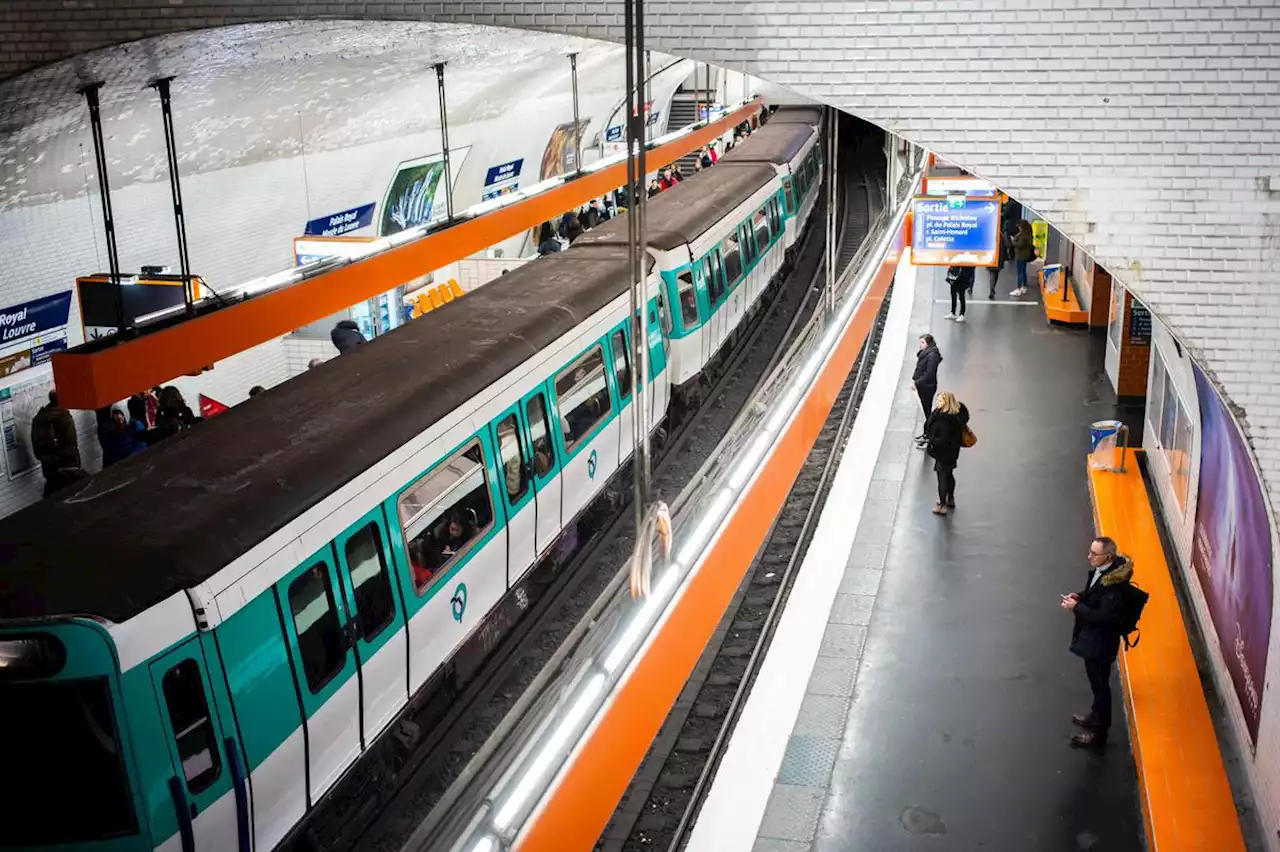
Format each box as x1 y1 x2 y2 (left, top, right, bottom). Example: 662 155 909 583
924 403 970 468
912 344 942 388
1070 558 1133 662
331 319 367 354
1012 230 1035 262
581 206 600 230
31 402 79 470
947 266 975 292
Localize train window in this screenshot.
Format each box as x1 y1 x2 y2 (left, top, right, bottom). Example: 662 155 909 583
785 182 795 215
704 256 724 306
398 440 495 594
288 563 347 693
612 329 632 402
161 660 222 794
769 200 782 235
743 224 758 265
754 209 771 249
496 414 529 502
676 270 699 327
3 678 136 844
722 232 743 286
526 394 555 477
657 291 673 336
555 345 613 453
344 523 395 642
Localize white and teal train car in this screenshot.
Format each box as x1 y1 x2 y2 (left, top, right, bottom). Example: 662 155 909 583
0 109 822 852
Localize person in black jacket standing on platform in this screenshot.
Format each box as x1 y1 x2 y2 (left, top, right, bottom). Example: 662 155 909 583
924 391 969 514
912 334 942 449
1061 536 1132 748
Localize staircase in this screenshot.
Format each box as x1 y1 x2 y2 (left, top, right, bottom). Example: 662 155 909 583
665 90 710 174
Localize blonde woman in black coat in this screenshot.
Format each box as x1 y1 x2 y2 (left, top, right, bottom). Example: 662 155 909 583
924 391 970 515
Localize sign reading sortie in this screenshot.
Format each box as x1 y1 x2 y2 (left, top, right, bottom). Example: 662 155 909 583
909 196 1002 268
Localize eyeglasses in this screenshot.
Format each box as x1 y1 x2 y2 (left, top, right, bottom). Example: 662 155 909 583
1087 550 1106 558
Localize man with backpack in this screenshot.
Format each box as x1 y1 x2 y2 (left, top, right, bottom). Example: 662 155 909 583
30 390 86 498
1061 536 1147 748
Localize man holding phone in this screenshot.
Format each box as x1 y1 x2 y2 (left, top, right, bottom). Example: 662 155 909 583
1061 536 1132 748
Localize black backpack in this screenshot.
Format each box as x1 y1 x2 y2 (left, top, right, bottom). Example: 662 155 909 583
1117 582 1149 649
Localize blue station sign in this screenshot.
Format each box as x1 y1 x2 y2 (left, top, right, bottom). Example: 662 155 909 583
482 158 524 201
910 196 1002 267
0 292 72 347
304 203 376 238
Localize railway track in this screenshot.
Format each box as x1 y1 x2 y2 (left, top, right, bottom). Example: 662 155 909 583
287 117 883 852
598 136 887 852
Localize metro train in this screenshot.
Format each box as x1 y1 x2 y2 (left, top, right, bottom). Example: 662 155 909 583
0 108 824 852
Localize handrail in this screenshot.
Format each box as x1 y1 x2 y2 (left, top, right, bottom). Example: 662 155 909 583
416 169 923 852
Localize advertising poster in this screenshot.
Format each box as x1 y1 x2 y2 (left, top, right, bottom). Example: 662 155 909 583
1191 363 1273 743
380 148 470 237
0 374 54 480
540 119 592 179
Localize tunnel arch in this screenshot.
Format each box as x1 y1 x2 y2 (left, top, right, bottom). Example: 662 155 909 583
1 5 1279 513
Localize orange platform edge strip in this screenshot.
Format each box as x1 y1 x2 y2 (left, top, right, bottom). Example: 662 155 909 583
1042 268 1088 325
51 101 762 410
1087 456 1246 852
513 234 903 852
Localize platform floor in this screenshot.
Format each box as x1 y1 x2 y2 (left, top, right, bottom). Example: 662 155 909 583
700 262 1146 851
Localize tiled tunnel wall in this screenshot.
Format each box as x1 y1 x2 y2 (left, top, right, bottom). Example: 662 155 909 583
3 0 1280 838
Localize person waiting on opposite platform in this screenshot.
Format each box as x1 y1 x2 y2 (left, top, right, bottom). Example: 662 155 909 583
1011 220 1035 297
1061 536 1134 749
945 265 974 323
911 334 942 449
923 391 970 516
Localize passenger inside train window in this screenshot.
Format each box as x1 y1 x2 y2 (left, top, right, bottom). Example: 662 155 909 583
397 441 495 593
526 393 555 477
497 416 528 501
556 346 612 452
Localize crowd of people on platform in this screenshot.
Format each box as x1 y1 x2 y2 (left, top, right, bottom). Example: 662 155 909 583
535 142 729 257
31 384 203 498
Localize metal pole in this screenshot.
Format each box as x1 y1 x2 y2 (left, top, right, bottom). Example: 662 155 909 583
829 106 839 312
433 62 454 222
624 0 651 533
149 76 195 315
569 53 581 174
79 81 126 335
644 49 652 141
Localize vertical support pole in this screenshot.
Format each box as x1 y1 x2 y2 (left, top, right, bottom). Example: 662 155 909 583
433 62 454 222
79 81 126 334
569 52 582 173
149 76 195 314
825 107 837 315
644 49 652 141
624 0 651 534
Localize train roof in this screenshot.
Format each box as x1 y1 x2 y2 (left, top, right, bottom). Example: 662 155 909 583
577 162 777 253
719 121 818 168
0 247 635 623
767 106 824 125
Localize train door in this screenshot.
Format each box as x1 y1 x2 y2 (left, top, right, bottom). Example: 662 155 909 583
277 557 361 804
524 389 561 557
609 325 634 464
493 406 537 583
553 341 620 523
148 639 243 852
702 254 723 366
647 297 669 429
333 510 408 744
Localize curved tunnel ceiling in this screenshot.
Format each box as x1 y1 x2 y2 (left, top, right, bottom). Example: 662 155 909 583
2 4 1279 510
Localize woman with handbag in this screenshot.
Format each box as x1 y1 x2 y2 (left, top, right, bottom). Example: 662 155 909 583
924 391 973 515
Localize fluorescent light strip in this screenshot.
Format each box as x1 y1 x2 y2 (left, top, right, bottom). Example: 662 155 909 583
603 565 682 674
728 431 774 491
470 837 495 852
674 489 735 568
492 673 607 831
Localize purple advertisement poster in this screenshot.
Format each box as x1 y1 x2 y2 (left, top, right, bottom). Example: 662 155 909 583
1191 364 1273 743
